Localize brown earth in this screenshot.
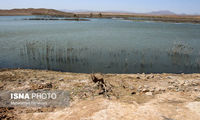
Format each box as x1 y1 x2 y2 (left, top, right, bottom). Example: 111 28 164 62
75 12 200 23
0 8 74 17
0 69 200 120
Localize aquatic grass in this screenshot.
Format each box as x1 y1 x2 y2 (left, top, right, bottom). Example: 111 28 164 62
168 41 193 56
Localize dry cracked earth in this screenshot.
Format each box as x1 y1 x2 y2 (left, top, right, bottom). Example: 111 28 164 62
0 69 200 120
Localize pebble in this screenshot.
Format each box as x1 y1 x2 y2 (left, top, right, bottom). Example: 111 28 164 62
59 78 64 81
177 88 184 92
194 88 199 91
142 88 150 92
145 92 153 96
129 86 135 90
167 76 173 79
155 87 166 92
192 83 198 86
138 85 142 89
149 87 155 92
168 86 175 90
179 81 185 86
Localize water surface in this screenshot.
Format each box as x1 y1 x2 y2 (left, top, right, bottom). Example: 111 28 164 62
0 16 200 73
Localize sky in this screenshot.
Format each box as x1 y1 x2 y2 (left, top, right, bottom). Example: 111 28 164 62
0 0 200 14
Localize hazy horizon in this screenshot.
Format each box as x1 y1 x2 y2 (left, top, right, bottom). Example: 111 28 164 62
0 0 200 15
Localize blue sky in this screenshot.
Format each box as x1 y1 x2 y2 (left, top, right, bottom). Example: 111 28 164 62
0 0 200 14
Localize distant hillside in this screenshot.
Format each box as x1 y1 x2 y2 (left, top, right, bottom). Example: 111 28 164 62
0 8 74 17
148 10 176 15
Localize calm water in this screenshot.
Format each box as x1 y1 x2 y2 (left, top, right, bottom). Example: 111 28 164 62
0 16 200 73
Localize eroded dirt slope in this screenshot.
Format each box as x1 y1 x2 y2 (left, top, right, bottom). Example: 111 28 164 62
0 69 200 120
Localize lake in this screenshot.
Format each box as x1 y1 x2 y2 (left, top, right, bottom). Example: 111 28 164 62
0 16 200 73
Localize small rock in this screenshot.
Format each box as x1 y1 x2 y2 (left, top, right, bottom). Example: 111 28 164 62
194 88 199 91
137 89 141 92
129 86 135 90
145 92 153 96
168 86 175 90
177 88 184 92
137 85 143 92
167 76 173 79
192 83 199 86
179 81 185 86
184 82 190 86
138 85 142 89
155 87 166 92
149 87 155 92
162 116 175 120
142 88 150 92
59 78 64 81
168 80 175 84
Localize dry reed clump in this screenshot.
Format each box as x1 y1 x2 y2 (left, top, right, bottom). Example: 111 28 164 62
168 41 193 56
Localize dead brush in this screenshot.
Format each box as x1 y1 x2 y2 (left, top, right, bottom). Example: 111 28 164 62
91 74 112 98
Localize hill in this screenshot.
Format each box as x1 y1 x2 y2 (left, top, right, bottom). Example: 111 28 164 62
0 8 74 17
148 10 176 15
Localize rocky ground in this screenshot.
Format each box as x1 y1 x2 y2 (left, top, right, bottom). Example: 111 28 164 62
0 69 200 120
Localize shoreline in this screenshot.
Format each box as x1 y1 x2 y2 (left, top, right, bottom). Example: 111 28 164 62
1 68 199 74
1 8 200 24
1 14 200 24
0 69 200 119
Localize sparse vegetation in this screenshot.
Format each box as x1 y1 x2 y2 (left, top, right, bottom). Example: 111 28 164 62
168 41 193 56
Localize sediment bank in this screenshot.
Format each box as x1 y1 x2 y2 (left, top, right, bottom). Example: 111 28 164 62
0 69 200 120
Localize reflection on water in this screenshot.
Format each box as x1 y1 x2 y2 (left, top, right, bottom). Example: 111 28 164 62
0 16 200 73
17 40 200 73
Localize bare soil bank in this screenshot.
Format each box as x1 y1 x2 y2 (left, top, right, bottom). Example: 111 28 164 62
77 12 200 24
0 8 74 17
1 8 200 23
0 69 200 120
